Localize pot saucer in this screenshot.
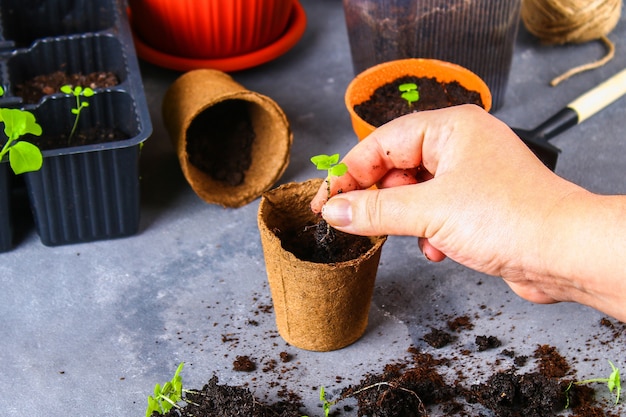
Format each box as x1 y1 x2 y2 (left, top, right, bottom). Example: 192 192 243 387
129 1 306 72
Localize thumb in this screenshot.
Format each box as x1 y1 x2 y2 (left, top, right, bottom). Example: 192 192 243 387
321 184 436 237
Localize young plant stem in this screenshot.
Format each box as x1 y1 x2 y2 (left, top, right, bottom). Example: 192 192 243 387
61 85 93 145
565 360 621 408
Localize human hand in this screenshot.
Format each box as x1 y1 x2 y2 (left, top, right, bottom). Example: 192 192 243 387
310 105 591 306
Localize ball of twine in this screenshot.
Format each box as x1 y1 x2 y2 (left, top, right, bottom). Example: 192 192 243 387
521 0 622 85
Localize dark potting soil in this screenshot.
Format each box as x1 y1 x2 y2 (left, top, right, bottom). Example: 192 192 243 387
27 126 128 150
14 70 119 104
153 315 625 417
186 100 255 187
12 70 128 150
354 75 484 128
279 218 375 263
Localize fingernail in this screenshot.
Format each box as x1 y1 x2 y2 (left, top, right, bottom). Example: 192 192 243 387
322 198 352 227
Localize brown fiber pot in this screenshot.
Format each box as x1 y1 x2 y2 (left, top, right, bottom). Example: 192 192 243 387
163 69 292 208
258 179 387 351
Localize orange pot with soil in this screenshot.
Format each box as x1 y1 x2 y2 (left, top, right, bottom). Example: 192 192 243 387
163 69 292 208
258 179 387 351
345 58 492 140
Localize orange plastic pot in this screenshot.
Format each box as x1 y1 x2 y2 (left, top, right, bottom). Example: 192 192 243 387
345 58 492 140
128 0 294 59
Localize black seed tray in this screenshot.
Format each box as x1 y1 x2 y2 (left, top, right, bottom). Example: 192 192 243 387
0 0 152 249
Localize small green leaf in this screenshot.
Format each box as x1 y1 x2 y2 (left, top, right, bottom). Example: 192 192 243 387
329 162 348 177
311 154 339 170
60 85 73 94
8 141 43 174
607 361 621 403
398 83 417 92
83 88 95 97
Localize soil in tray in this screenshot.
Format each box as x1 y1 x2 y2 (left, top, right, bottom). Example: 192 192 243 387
14 70 119 104
186 100 255 187
12 70 128 150
354 75 484 128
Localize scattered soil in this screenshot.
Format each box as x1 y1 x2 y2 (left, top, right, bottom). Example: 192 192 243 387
158 375 303 417
422 327 455 349
354 75 484 127
186 100 255 187
14 70 119 104
232 355 256 372
278 218 375 263
159 316 622 417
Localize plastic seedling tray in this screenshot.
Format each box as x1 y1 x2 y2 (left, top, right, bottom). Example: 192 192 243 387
0 0 152 249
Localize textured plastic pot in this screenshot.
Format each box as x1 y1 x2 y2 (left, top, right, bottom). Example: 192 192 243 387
163 69 292 208
0 0 152 248
0 164 11 252
343 0 520 111
128 0 294 59
258 179 387 351
345 58 492 140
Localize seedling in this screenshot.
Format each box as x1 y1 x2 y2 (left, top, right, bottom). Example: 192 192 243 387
310 153 348 199
302 386 336 417
565 360 621 407
303 382 425 417
146 362 185 417
399 82 419 107
0 87 43 174
61 84 93 145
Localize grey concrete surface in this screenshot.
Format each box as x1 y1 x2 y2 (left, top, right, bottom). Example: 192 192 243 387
2 1 625 416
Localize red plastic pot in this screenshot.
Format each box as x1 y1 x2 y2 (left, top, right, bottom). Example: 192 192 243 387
128 0 294 59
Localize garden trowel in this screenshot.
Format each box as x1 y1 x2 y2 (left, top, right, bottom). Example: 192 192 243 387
512 67 626 171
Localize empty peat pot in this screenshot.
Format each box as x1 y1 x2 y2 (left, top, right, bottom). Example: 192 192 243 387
163 69 292 208
258 179 387 351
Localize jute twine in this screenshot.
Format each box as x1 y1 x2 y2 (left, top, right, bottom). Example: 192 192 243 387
521 0 622 85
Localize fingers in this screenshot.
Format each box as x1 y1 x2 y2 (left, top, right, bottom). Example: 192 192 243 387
418 237 447 262
311 105 465 212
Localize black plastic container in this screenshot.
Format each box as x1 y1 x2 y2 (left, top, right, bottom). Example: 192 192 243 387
0 0 152 249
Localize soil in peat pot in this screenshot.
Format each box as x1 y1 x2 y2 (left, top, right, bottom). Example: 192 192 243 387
354 75 484 128
155 315 625 417
279 218 374 264
12 70 128 150
186 100 255 187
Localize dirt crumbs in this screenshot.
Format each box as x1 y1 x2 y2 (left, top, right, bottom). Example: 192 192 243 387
353 75 484 128
155 316 623 417
233 355 256 372
161 375 303 417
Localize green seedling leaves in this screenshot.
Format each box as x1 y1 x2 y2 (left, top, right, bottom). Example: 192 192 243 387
565 360 622 408
310 154 348 178
0 108 42 139
0 108 43 174
146 362 185 417
8 141 43 174
311 153 348 200
61 84 93 144
607 360 621 403
399 82 419 106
